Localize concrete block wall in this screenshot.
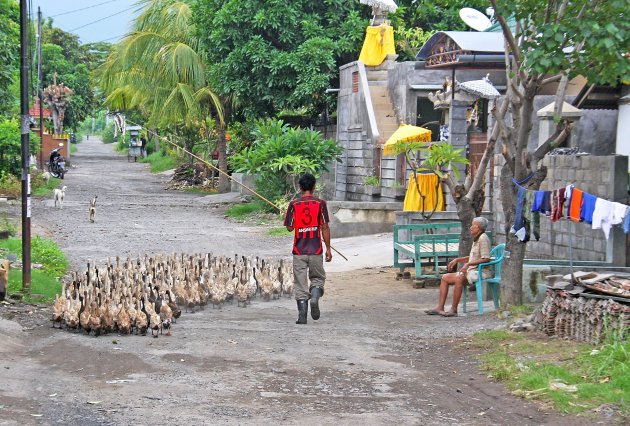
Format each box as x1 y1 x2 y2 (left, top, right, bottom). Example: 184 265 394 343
493 154 628 265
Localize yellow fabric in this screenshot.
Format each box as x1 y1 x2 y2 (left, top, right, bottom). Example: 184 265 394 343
403 174 445 212
383 124 432 156
358 24 396 66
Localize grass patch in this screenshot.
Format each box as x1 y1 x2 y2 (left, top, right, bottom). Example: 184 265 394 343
225 201 284 227
470 329 630 418
268 226 292 237
70 144 78 154
140 151 177 173
32 176 62 197
1 236 68 303
226 201 266 220
184 186 218 194
7 269 62 303
507 304 535 316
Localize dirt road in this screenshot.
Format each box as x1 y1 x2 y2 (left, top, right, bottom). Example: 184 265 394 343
0 138 592 425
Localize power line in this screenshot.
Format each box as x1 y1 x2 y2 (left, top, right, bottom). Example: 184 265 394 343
67 5 136 33
90 33 128 43
50 0 123 18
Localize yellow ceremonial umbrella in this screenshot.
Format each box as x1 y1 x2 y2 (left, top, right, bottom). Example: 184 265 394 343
383 124 432 156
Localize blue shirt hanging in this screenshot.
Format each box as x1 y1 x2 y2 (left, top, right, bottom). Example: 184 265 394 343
580 192 597 224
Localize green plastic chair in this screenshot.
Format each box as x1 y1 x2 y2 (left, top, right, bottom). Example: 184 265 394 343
462 243 506 315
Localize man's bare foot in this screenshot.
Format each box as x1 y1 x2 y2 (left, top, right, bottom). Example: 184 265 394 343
425 308 445 315
440 311 458 317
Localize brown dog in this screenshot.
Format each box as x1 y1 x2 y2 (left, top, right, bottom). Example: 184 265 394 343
89 195 97 223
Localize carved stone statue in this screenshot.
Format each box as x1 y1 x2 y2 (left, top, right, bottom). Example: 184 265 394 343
42 73 73 134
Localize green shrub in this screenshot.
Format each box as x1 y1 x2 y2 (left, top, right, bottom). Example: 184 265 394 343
0 172 21 197
101 123 116 144
230 119 342 206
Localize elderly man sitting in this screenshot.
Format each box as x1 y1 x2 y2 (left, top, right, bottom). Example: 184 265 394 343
425 217 491 317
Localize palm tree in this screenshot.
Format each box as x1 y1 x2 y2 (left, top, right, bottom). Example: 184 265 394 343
96 0 227 189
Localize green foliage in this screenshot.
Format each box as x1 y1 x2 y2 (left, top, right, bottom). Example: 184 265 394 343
0 117 19 176
391 0 489 33
421 142 469 179
495 0 629 87
230 119 342 202
365 175 380 187
394 26 434 62
96 0 223 132
0 0 19 115
101 123 117 144
0 172 20 197
41 25 97 132
191 0 369 118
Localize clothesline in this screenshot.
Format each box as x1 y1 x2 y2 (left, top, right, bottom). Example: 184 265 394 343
511 180 630 241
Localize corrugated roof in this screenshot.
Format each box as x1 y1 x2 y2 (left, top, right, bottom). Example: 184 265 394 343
416 31 505 61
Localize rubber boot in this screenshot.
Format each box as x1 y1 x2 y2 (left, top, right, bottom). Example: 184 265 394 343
310 287 323 320
296 300 308 324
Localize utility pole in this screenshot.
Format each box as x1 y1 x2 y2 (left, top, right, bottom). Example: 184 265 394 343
37 7 43 169
20 0 32 291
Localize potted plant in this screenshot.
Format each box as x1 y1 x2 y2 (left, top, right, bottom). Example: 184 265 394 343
363 175 381 196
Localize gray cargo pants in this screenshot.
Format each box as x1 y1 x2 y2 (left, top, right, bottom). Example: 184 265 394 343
293 254 325 300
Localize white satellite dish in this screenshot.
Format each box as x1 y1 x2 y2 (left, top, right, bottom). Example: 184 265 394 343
459 7 491 31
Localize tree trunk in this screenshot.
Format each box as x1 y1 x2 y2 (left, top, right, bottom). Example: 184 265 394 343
51 109 61 134
498 162 523 305
216 127 230 193
502 237 526 307
455 197 476 257
152 128 159 152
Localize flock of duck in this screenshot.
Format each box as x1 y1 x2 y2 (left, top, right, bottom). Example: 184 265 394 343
51 253 294 337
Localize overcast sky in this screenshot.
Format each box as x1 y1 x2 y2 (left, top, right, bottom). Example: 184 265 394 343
31 0 139 44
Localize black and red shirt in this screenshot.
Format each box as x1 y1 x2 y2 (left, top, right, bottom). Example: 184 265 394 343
284 195 330 255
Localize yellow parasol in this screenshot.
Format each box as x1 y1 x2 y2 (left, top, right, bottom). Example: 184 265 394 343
383 124 432 156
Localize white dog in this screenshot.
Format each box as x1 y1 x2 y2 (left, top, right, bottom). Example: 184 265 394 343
53 186 67 209
41 171 51 184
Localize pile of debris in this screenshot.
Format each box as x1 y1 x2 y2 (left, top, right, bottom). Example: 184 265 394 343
540 272 630 344
165 163 218 190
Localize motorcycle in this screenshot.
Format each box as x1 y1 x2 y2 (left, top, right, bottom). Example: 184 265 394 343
47 146 66 179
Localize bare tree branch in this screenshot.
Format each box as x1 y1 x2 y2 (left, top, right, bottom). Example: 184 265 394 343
556 0 570 22
490 0 521 66
553 74 570 116
541 74 563 86
533 122 573 160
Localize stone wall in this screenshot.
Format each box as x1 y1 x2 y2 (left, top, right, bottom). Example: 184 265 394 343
493 154 629 265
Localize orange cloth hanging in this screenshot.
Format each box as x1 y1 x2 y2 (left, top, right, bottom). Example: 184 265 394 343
569 188 583 222
403 174 445 212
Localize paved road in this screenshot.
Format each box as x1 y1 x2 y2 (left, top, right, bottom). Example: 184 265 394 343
32 137 391 272
0 138 594 425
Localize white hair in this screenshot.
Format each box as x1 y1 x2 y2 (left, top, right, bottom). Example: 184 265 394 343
473 216 488 231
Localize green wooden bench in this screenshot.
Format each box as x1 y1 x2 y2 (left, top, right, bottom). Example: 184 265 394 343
393 222 462 282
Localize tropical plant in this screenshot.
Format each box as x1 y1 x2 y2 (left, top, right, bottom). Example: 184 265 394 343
97 0 226 189
230 119 342 208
